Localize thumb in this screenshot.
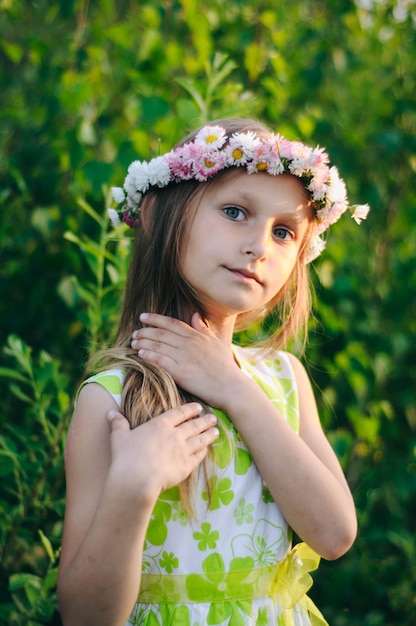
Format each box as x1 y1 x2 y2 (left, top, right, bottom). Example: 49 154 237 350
190 312 211 334
107 410 131 431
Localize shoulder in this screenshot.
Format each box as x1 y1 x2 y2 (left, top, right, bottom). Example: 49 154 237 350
282 353 323 437
69 370 123 467
234 345 319 423
281 353 317 404
233 345 300 384
69 380 119 461
283 352 311 386
78 367 125 408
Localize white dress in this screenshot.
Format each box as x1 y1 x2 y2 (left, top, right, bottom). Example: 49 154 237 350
86 346 327 626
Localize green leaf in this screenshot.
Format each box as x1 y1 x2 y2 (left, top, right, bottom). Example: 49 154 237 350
0 367 28 384
9 573 39 592
3 335 33 377
9 383 34 405
38 530 55 564
175 77 207 115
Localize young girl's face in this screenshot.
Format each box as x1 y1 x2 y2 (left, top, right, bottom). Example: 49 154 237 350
181 170 313 325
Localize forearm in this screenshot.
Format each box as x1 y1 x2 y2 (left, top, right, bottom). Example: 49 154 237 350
58 475 156 626
221 375 357 560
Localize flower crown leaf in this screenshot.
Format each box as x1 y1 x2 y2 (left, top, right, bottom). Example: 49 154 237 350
108 125 370 262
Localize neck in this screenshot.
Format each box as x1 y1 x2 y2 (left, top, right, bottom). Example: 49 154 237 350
203 312 236 346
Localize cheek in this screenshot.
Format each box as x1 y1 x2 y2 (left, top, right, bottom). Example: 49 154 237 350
267 249 298 293
274 246 298 273
180 236 202 285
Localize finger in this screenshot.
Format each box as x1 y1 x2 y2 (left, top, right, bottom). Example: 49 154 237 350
187 425 220 455
139 312 190 337
132 328 180 352
137 346 177 371
181 413 219 438
164 402 205 427
107 410 131 431
191 447 209 465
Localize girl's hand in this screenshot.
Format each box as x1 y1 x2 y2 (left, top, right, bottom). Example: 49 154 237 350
107 403 219 498
131 312 244 409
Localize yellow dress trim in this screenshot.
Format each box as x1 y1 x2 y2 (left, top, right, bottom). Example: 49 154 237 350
138 542 328 624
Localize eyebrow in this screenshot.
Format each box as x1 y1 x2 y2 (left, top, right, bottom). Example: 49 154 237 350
218 189 309 223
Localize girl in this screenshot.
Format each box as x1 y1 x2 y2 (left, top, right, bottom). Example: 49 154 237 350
57 118 369 626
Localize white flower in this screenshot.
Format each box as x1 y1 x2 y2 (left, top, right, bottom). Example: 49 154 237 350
123 174 136 198
288 142 312 176
147 156 171 187
291 141 311 159
326 167 347 204
128 160 151 193
194 125 227 149
266 156 284 176
316 206 331 223
127 192 142 209
111 187 125 203
351 204 370 224
232 131 261 153
225 143 247 166
107 208 121 228
288 159 307 177
308 181 327 202
305 234 326 263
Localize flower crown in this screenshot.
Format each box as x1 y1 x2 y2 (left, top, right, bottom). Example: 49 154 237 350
108 124 369 262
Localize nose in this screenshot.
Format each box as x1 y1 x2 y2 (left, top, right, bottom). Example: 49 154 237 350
241 225 271 260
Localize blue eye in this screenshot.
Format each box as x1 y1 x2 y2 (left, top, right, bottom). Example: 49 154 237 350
274 227 292 240
224 206 245 220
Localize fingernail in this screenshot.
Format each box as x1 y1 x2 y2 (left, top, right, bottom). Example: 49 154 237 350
107 410 117 422
132 330 138 339
140 312 149 320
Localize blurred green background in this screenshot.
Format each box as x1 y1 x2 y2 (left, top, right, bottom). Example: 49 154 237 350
1 0 415 624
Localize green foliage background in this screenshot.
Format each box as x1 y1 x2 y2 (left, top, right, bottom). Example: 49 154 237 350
1 0 415 624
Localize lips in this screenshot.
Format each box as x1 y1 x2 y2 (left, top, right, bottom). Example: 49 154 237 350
227 267 262 284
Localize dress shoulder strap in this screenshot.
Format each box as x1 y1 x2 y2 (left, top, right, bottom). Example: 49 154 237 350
232 346 300 433
80 368 124 408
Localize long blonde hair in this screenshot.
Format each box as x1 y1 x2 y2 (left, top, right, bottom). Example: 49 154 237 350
90 118 315 513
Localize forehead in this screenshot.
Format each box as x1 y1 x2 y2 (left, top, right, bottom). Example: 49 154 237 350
201 169 313 220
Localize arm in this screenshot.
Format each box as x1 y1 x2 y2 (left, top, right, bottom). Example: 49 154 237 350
57 383 218 626
132 313 357 561
221 353 357 560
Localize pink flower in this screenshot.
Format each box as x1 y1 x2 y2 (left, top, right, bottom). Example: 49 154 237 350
168 143 202 180
309 146 330 169
122 210 138 228
273 134 294 160
246 145 281 174
192 149 226 180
